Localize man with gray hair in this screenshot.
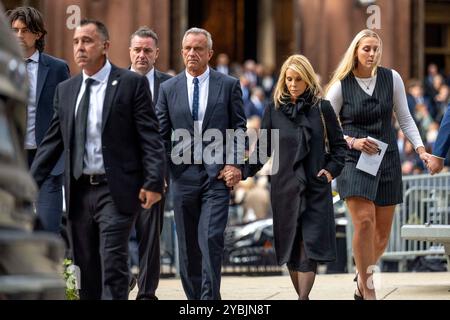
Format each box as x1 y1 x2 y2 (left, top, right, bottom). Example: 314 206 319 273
156 27 246 299
128 26 172 300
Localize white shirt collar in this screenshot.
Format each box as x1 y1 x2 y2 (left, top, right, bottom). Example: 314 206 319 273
82 60 112 84
130 66 154 77
185 66 210 84
26 50 39 63
145 67 155 79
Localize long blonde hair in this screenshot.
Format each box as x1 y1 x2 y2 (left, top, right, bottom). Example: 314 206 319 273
325 29 383 95
273 54 322 108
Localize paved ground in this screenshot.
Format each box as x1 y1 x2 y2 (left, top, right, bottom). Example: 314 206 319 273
129 272 450 300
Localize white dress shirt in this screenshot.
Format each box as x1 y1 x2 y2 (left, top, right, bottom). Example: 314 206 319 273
186 67 210 163
131 67 154 99
326 69 424 150
186 67 210 130
75 60 112 174
24 50 40 149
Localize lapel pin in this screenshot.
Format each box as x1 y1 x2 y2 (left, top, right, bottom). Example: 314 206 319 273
112 80 118 86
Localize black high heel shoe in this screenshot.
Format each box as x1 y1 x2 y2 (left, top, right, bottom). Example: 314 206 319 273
353 273 364 300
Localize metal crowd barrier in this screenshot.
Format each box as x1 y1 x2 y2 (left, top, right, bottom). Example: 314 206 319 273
346 172 450 272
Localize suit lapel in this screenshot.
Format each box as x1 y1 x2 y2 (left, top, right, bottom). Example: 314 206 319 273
68 75 83 146
102 65 121 132
36 52 49 107
153 70 160 104
176 74 194 130
202 69 222 131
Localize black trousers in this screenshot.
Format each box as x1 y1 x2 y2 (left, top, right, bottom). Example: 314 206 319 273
134 197 164 299
172 165 230 300
70 180 136 300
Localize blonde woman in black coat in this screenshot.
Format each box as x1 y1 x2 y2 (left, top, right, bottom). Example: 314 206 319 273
227 54 347 299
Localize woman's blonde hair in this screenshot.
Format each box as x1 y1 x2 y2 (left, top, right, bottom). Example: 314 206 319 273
325 29 383 95
273 54 322 108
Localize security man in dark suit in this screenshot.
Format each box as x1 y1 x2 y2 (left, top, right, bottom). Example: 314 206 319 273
128 26 172 300
156 27 246 300
7 6 70 233
31 19 165 300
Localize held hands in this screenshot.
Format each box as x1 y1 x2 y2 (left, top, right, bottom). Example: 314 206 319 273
426 156 444 175
317 169 333 183
218 165 242 188
415 146 442 175
139 189 162 209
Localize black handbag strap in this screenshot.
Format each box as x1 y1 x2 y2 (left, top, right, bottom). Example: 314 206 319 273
318 100 331 154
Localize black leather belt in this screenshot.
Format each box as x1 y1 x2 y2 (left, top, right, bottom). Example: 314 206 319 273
79 174 108 185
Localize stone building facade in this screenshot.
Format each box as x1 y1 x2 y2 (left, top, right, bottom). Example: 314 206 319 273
4 0 450 81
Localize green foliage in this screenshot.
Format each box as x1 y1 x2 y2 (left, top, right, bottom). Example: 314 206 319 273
63 258 80 300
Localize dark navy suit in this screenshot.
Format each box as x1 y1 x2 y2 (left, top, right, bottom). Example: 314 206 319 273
433 104 450 160
130 69 172 300
156 68 246 299
30 52 70 233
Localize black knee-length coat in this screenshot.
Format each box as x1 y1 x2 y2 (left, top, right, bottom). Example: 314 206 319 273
247 96 347 264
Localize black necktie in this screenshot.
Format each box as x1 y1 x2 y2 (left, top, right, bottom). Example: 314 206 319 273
72 78 96 180
192 77 199 121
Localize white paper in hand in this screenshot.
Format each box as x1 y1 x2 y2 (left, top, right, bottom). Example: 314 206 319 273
355 136 388 176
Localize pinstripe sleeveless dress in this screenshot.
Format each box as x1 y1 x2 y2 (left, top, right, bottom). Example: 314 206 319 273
336 67 403 206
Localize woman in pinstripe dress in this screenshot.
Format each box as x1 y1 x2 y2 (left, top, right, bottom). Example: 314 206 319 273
326 29 431 300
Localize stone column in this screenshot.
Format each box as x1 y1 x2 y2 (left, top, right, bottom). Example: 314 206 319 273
170 0 188 72
257 0 275 70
